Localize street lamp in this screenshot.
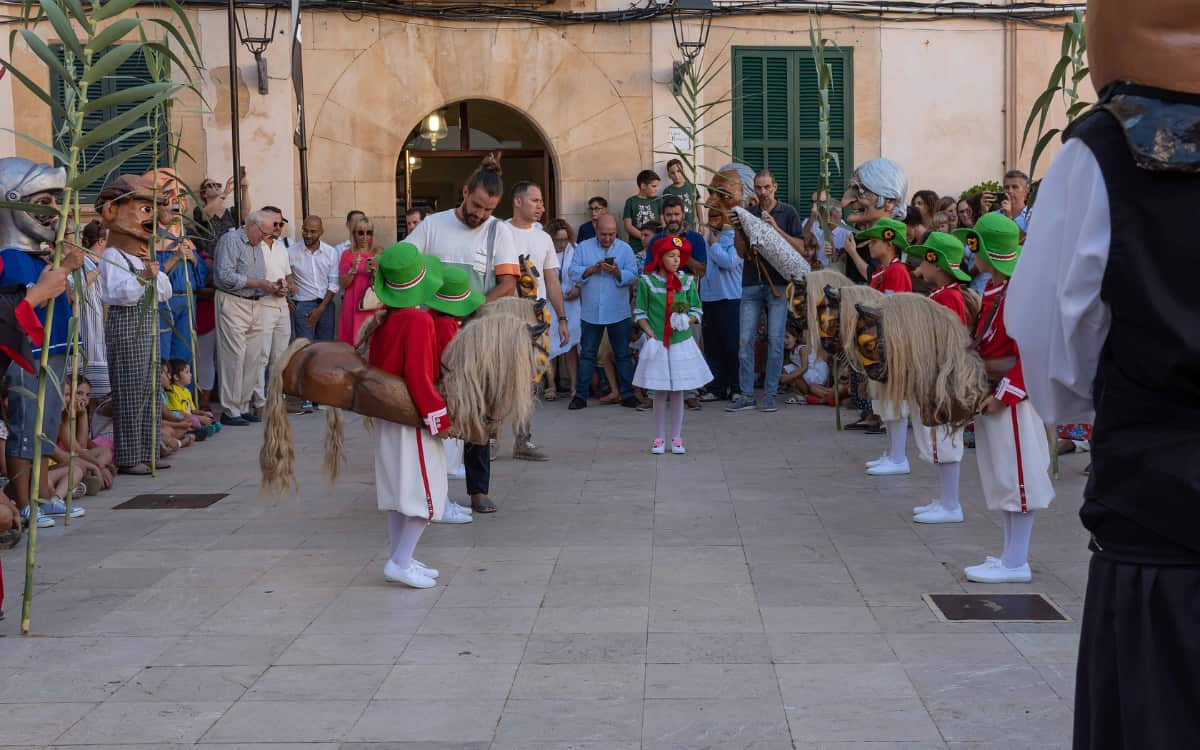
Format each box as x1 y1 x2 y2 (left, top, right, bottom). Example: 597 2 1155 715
233 2 280 95
670 0 714 95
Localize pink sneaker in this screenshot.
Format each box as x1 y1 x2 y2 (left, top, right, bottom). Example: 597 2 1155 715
671 438 686 455
650 438 666 455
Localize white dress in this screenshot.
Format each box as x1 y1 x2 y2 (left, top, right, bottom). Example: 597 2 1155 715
631 272 712 392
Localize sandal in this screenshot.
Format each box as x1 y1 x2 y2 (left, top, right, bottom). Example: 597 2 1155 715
544 392 558 402
471 495 497 514
784 396 803 405
844 419 872 431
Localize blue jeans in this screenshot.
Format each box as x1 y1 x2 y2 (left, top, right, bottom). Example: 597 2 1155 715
575 318 635 401
292 299 335 341
738 284 788 399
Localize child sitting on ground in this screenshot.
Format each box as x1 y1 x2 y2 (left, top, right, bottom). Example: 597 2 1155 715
780 324 837 405
55 376 114 493
159 362 195 457
165 359 219 439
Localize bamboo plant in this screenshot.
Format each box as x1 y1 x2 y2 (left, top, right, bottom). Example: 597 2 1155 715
808 13 844 430
1 0 202 635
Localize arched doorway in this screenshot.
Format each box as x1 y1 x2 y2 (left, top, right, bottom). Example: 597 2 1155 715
396 100 557 235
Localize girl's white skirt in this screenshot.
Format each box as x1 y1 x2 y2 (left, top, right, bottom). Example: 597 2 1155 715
374 420 447 520
975 399 1055 513
914 421 965 465
633 336 713 392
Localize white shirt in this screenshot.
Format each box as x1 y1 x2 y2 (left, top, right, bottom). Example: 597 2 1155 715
261 238 292 283
506 220 559 300
1005 137 1113 424
288 240 340 302
100 247 171 306
405 209 519 293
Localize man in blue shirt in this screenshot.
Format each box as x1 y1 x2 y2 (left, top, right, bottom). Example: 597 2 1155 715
156 204 208 364
698 198 743 401
567 214 638 409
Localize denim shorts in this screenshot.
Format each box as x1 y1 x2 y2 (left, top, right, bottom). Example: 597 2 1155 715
5 354 65 461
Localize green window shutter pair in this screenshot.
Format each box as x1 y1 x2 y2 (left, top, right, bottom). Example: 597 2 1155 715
50 45 168 203
733 46 854 209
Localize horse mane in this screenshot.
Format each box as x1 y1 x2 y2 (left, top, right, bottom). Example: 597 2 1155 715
441 313 542 445
874 293 990 429
474 295 536 322
962 287 982 331
804 269 853 358
835 285 885 373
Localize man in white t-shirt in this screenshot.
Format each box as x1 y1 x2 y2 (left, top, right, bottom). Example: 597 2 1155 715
252 206 294 414
506 181 570 461
404 157 517 514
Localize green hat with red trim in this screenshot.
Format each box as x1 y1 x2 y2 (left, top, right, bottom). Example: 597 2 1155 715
910 232 971 283
426 265 483 318
855 217 909 252
953 212 1022 276
373 242 442 309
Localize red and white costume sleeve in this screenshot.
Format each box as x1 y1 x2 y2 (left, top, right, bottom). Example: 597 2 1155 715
368 307 452 435
975 280 1027 407
430 312 462 363
929 284 968 327
870 257 913 294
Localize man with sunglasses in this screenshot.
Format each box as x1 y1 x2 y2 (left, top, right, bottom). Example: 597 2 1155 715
576 196 607 243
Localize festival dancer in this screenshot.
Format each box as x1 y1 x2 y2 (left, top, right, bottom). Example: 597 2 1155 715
1007 2 1200 740
852 217 913 476
427 266 484 525
363 243 448 588
909 232 972 523
955 213 1053 582
633 236 711 454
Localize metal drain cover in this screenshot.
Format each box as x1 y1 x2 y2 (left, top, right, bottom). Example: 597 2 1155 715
924 593 1070 623
114 493 228 510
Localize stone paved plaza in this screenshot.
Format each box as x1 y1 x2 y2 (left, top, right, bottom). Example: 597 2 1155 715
0 399 1090 748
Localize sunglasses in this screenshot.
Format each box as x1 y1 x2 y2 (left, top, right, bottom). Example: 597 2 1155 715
201 182 220 190
355 230 374 236
273 222 285 228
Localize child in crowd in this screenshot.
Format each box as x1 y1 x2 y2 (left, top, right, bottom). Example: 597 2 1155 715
780 324 835 405
56 377 114 493
426 266 483 525
633 236 711 454
159 362 196 457
907 232 973 524
165 359 220 438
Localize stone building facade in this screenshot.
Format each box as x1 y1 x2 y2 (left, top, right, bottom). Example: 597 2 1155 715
0 3 1086 246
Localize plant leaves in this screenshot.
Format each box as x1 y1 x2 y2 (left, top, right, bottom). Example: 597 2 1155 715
83 81 174 114
63 0 88 25
0 128 69 163
141 41 192 82
0 200 60 217
70 139 154 190
38 0 85 61
82 41 138 85
87 18 141 56
1028 128 1061 181
93 0 141 23
144 18 200 69
1021 86 1060 149
19 30 74 91
76 92 170 148
0 58 68 119
161 0 203 64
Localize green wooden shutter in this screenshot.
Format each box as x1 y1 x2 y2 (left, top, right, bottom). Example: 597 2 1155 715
50 45 167 202
734 47 853 210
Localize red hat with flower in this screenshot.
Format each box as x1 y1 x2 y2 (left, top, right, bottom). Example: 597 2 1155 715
646 234 692 274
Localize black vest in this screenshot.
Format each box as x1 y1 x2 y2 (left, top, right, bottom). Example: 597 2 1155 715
1070 84 1200 560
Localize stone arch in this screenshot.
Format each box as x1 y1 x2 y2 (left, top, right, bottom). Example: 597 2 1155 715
307 24 647 243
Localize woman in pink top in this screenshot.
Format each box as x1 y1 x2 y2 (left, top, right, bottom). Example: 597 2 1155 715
338 218 381 345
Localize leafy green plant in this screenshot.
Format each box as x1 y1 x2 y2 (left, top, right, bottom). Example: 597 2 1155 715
1021 9 1090 182
959 180 1003 201
1 0 202 635
654 48 735 210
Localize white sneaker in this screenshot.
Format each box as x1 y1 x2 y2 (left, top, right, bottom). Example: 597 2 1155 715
434 501 473 524
865 453 889 468
912 500 939 515
866 457 910 476
412 559 440 578
964 557 1032 583
384 560 437 588
671 438 686 455
913 506 964 524
650 438 666 455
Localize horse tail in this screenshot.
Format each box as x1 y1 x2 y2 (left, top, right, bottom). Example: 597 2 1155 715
259 338 311 499
324 406 346 486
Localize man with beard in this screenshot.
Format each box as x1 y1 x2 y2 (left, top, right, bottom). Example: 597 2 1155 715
0 157 82 527
404 155 518 514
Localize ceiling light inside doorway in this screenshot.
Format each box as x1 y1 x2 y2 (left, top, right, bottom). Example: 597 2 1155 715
421 111 449 150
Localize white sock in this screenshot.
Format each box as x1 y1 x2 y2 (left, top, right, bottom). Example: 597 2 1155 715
387 510 406 561
390 514 428 568
887 416 908 463
1000 511 1035 569
937 462 961 512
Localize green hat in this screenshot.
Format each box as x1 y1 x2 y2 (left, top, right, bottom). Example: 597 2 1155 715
373 242 442 309
953 213 1022 276
911 232 971 283
426 265 484 318
856 217 909 252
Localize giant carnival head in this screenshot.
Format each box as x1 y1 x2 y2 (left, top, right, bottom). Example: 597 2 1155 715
0 157 66 254
844 158 908 226
95 174 163 258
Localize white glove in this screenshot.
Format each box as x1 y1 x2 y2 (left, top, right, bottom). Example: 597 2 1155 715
669 312 690 332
